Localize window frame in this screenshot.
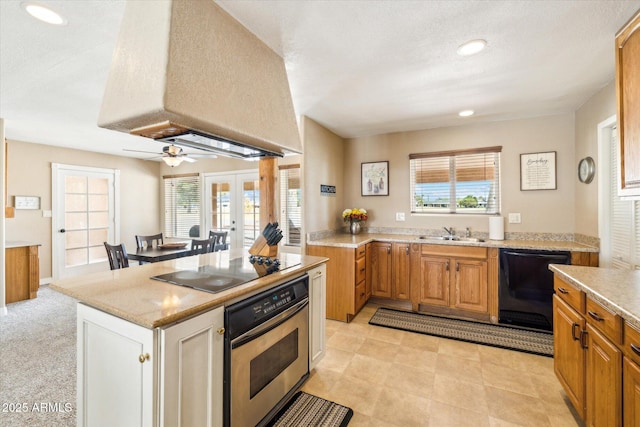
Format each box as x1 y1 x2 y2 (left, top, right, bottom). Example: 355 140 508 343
409 146 502 215
163 173 202 239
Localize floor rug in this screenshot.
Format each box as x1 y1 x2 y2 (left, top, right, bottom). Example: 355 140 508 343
268 391 353 427
369 307 554 357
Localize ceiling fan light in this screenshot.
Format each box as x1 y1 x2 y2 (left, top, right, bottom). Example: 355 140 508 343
163 156 184 167
456 39 486 56
22 2 67 25
459 110 475 117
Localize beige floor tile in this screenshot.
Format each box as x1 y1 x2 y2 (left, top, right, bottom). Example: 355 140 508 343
393 345 439 373
432 374 489 413
300 366 341 398
400 329 440 352
343 353 393 384
365 324 407 345
357 337 401 361
489 418 528 427
371 387 431 427
318 346 355 374
485 386 552 427
383 362 435 398
327 375 384 417
347 411 399 427
327 331 366 353
435 353 484 384
437 338 482 361
428 400 491 427
481 362 539 397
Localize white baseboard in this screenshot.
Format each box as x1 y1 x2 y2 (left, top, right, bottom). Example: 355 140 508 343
0 306 7 316
40 277 53 286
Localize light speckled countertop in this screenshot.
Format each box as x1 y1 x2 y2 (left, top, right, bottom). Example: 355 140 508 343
550 264 640 329
50 250 327 329
307 232 599 252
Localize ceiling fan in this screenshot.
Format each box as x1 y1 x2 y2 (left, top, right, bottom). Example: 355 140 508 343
123 144 217 167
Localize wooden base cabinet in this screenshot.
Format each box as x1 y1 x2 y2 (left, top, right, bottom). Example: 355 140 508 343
308 264 326 370
586 323 622 427
370 242 392 298
414 244 488 319
624 357 640 427
5 244 40 303
77 304 224 427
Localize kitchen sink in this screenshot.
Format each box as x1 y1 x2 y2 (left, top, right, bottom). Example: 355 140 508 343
416 236 484 242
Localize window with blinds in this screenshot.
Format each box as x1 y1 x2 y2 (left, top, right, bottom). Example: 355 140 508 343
279 165 301 246
163 174 201 239
410 146 501 214
609 128 640 269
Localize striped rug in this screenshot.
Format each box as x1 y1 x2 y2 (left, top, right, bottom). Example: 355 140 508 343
369 308 554 357
268 391 353 427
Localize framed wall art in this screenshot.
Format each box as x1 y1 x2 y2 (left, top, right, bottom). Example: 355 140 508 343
520 151 557 191
361 161 389 196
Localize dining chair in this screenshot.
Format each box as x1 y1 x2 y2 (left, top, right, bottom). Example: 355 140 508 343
191 237 216 255
104 242 129 270
208 230 229 251
135 233 164 249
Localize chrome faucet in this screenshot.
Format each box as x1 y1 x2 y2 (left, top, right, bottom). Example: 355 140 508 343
465 227 471 238
443 227 455 239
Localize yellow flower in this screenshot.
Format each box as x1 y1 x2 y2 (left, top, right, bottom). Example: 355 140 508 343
342 208 368 223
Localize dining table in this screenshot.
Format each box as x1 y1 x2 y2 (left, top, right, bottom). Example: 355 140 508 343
127 243 194 264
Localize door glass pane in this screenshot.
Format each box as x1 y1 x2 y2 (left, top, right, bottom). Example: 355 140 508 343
65 176 87 193
89 211 109 229
65 212 87 230
89 229 108 246
242 179 260 247
66 230 87 249
65 194 87 211
88 177 108 193
88 194 108 211
210 182 231 231
66 248 87 267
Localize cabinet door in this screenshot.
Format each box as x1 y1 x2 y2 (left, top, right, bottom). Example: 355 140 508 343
624 357 640 427
77 304 155 427
392 243 411 300
586 324 622 427
308 264 327 370
616 10 640 196
159 306 225 427
371 242 392 298
453 258 487 313
418 256 450 307
553 295 586 420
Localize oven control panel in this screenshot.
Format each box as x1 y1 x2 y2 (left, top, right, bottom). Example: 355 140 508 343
253 289 293 319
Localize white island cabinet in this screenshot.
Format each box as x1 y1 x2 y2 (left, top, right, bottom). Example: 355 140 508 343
77 303 224 427
308 263 327 370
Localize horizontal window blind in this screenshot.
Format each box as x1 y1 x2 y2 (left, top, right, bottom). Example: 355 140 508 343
163 174 201 239
410 147 501 214
280 166 301 246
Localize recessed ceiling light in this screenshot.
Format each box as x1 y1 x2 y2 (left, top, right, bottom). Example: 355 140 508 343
456 39 486 56
459 110 475 117
22 2 67 26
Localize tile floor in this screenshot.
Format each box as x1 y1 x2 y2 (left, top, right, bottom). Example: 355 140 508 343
301 304 585 427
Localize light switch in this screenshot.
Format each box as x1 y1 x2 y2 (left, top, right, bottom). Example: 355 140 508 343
395 212 405 221
508 213 521 224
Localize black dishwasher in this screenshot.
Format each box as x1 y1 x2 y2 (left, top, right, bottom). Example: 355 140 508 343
498 248 570 332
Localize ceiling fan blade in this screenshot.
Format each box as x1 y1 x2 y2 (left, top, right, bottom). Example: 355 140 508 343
185 153 218 158
182 156 197 163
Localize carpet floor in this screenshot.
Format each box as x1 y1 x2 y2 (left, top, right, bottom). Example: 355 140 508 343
268 391 353 427
0 286 78 426
369 307 554 357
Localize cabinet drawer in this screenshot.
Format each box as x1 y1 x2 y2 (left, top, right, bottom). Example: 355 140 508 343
625 322 640 365
554 277 585 314
356 245 366 260
355 280 367 312
355 256 366 283
586 297 622 344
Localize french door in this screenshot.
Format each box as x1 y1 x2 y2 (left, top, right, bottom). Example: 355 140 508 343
204 171 259 249
52 164 119 279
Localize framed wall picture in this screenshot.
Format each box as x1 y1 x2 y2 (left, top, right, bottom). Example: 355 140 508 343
361 161 389 196
520 151 557 190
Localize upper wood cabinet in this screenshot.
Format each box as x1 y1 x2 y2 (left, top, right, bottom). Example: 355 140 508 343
616 9 640 198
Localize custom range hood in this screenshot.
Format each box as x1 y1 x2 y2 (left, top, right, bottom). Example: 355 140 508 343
98 0 301 159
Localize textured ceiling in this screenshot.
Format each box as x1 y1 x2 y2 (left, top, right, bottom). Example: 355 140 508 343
1 0 639 158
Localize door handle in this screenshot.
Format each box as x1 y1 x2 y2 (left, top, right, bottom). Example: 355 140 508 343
59 228 66 233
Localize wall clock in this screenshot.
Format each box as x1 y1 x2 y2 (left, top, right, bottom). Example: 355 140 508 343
578 157 595 184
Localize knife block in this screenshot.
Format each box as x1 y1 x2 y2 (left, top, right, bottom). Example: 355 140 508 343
248 235 278 258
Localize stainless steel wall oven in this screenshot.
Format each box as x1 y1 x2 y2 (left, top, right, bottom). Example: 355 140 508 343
224 274 309 426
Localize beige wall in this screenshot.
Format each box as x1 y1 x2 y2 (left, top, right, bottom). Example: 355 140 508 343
5 140 162 280
302 116 345 236
574 81 617 236
343 114 577 235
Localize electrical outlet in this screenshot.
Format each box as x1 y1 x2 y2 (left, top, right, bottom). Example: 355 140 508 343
395 212 405 221
508 213 521 224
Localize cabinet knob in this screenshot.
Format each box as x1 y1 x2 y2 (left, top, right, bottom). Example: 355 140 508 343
315 270 322 276
217 327 225 335
138 353 150 363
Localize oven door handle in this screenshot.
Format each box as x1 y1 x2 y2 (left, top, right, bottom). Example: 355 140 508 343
231 298 309 349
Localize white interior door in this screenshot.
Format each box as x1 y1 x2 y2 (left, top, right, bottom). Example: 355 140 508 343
204 171 259 249
52 164 120 279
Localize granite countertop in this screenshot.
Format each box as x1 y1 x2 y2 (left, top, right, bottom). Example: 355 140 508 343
307 232 599 252
550 264 640 329
50 250 327 329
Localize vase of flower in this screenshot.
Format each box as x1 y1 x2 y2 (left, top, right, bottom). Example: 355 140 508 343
350 221 362 235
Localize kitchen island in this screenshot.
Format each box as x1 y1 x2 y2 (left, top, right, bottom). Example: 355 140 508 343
51 249 327 427
550 264 640 426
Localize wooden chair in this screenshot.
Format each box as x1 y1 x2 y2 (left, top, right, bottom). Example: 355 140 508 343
104 242 129 270
191 237 216 255
208 230 229 251
135 233 163 249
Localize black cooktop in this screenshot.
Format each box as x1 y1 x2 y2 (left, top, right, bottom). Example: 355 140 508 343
150 256 301 294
